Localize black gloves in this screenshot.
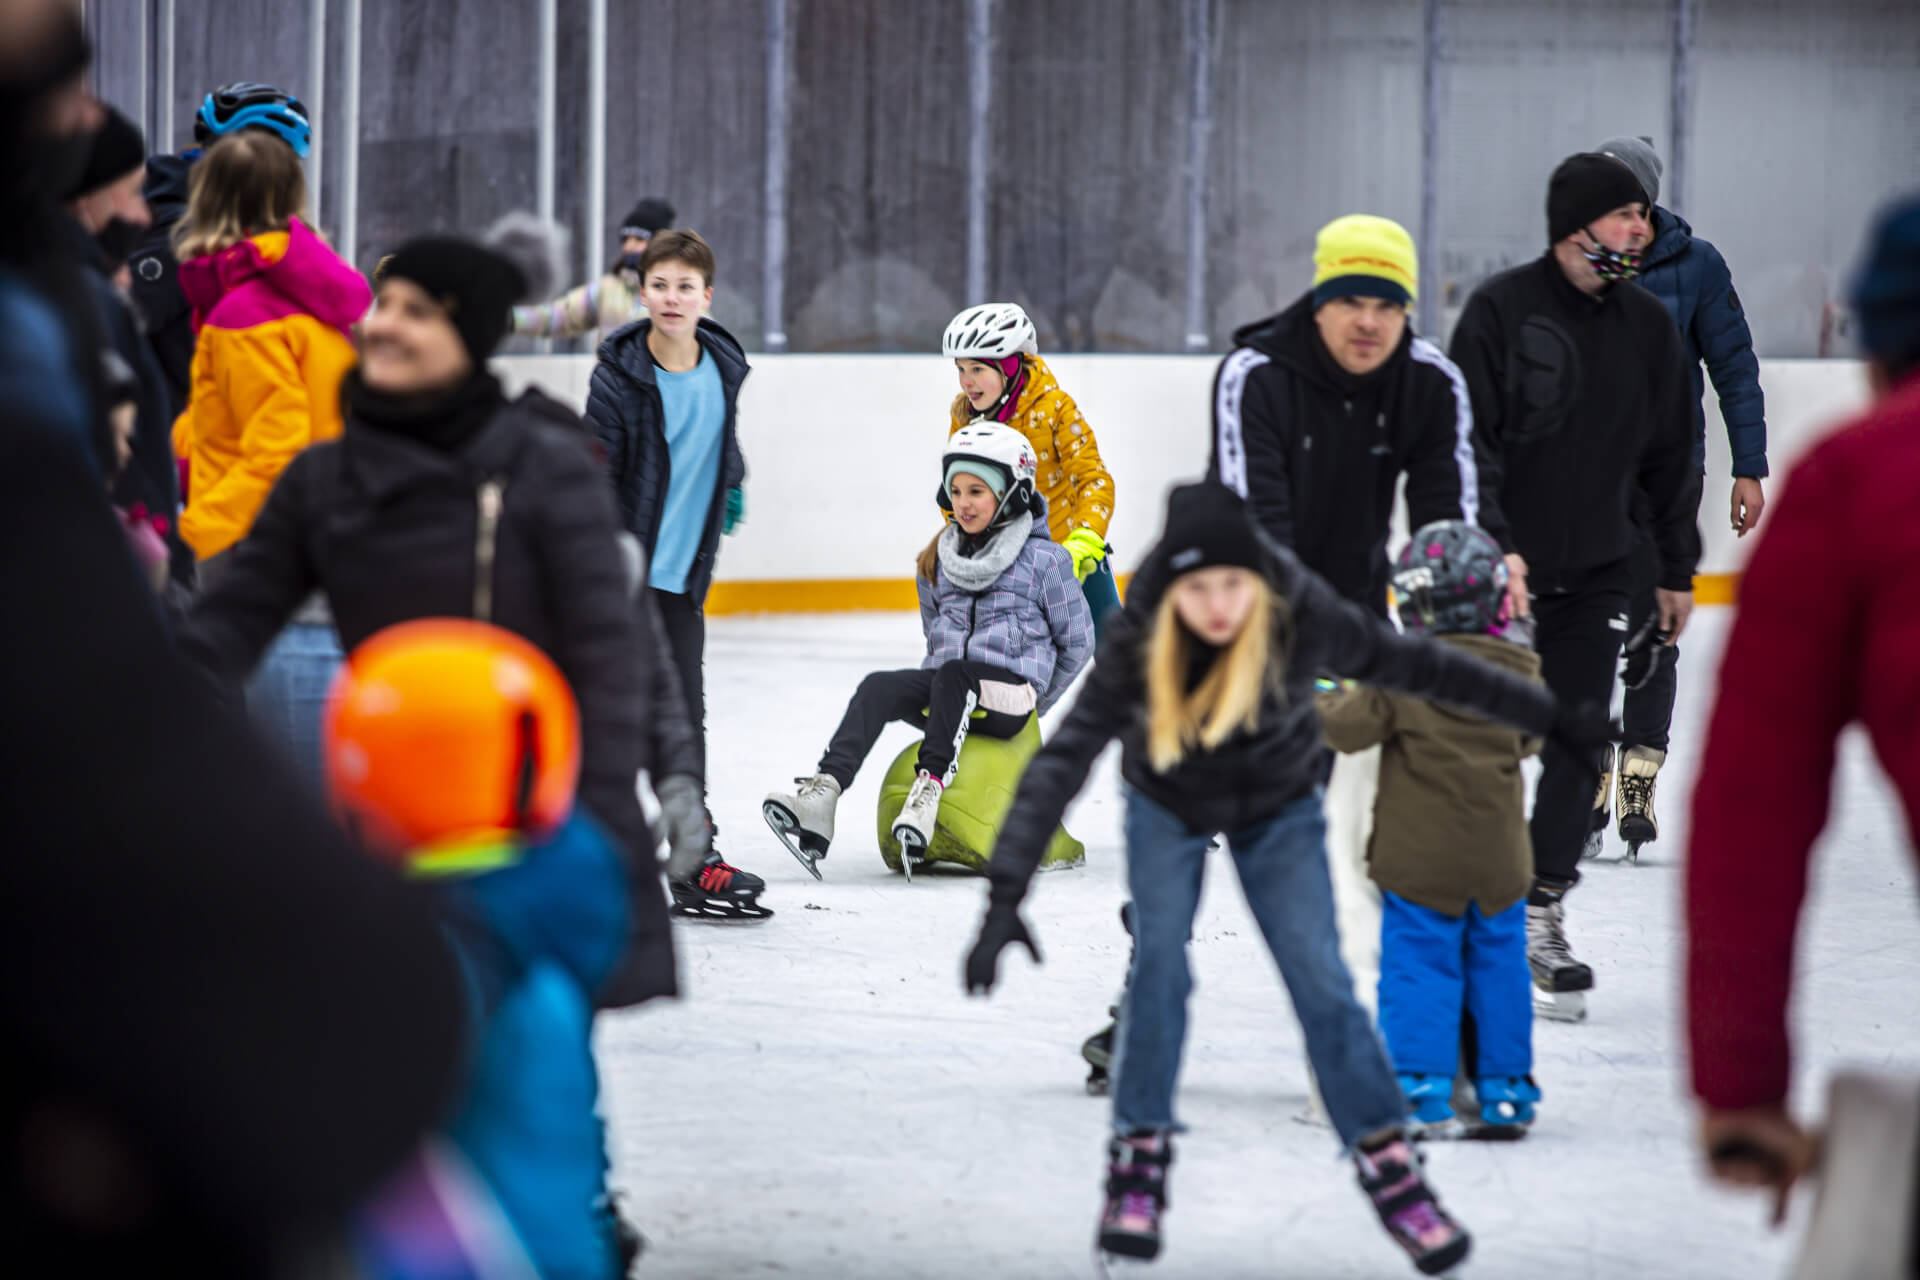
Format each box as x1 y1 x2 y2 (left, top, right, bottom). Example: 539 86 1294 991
964 901 1042 995
1551 698 1621 757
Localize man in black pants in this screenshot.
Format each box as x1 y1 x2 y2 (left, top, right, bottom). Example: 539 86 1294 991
1449 153 1700 1020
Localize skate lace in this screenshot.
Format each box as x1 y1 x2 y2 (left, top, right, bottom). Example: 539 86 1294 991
698 861 736 891
905 774 942 810
1617 771 1656 816
794 775 836 799
1383 1186 1454 1248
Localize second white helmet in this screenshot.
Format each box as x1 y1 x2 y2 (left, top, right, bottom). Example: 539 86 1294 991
939 422 1038 518
942 302 1038 360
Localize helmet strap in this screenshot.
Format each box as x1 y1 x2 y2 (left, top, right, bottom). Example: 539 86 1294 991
988 355 1027 422
510 708 539 831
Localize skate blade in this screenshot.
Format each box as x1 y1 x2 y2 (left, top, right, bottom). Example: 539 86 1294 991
1093 1237 1159 1278
1085 1074 1110 1097
892 825 927 882
671 899 774 921
1409 1117 1467 1142
762 802 825 880
1533 987 1588 1022
1580 824 1608 861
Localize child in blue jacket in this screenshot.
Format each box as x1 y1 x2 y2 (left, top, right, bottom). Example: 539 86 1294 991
327 619 629 1279
763 423 1093 880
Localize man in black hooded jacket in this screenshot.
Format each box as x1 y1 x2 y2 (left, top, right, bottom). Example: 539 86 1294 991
1448 152 1699 1019
1210 213 1514 620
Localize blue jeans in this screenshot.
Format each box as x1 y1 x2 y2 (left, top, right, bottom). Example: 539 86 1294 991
1378 891 1533 1079
1110 788 1407 1148
247 621 343 794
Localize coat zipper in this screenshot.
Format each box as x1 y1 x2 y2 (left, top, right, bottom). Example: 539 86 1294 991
474 478 505 622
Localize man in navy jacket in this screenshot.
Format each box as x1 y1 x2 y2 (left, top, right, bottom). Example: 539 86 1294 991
1593 136 1769 857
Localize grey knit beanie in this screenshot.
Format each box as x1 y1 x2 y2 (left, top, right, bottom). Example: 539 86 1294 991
1596 135 1662 207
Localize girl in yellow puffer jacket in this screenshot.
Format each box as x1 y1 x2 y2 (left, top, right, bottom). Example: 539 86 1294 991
942 302 1121 634
170 130 369 790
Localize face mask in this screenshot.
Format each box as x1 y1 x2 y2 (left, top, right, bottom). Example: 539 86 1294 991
1579 229 1643 282
96 216 144 269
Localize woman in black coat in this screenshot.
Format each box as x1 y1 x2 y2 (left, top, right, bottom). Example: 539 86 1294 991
175 219 738 1006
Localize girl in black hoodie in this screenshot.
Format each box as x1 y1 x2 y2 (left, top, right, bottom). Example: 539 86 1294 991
965 481 1597 1277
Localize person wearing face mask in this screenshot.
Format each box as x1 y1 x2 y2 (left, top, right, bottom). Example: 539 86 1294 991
511 196 674 340
62 105 191 587
1448 152 1699 1022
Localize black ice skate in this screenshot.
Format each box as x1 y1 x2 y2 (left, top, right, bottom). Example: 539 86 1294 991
1355 1130 1472 1275
1580 744 1614 861
1082 1008 1117 1096
1615 746 1665 860
1527 898 1592 1022
763 773 840 880
670 851 772 920
1095 1131 1172 1271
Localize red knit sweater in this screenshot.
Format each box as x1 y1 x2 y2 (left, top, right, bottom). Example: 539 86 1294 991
1688 374 1920 1110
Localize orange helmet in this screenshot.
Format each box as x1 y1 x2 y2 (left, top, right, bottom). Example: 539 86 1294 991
324 619 581 858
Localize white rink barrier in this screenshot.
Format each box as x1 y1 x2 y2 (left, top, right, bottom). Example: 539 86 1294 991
496 353 1870 610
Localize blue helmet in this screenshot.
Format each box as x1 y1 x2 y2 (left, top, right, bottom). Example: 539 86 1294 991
195 82 311 158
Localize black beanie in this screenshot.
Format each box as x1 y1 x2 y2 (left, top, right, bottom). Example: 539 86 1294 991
619 197 675 239
380 237 527 365
1546 153 1648 245
1852 192 1920 371
378 213 562 364
64 105 145 201
1160 480 1263 578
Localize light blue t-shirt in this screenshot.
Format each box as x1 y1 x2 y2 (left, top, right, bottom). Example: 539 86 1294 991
651 349 726 595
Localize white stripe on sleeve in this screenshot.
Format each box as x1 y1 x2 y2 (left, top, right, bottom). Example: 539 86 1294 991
1409 336 1479 528
1213 347 1271 497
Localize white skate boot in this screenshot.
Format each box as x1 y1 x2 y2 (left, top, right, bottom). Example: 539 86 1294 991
1580 745 1614 861
1527 898 1593 1023
762 773 840 880
1615 746 1664 861
889 770 944 881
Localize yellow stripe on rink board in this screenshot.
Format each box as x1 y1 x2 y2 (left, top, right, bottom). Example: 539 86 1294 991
1692 573 1738 606
706 572 1743 615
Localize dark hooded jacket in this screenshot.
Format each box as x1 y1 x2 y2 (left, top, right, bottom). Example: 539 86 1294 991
1208 292 1486 613
1448 253 1701 593
583 316 749 606
986 528 1558 907
129 152 196 422
1637 206 1768 477
176 376 676 1007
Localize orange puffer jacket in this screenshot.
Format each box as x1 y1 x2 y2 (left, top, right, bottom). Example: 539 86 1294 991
173 218 369 559
948 354 1114 544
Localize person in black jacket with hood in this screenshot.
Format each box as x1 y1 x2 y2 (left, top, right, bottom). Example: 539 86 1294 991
1210 213 1519 620
964 482 1600 1277
174 215 715 1005
62 104 192 587
584 228 749 861
1447 152 1700 1020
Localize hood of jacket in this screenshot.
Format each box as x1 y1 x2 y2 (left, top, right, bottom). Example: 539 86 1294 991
1641 205 1694 273
179 217 370 334
142 151 195 230
597 314 749 393
1227 290 1414 393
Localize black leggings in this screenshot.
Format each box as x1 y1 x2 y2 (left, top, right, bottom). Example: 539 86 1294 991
818 661 1030 788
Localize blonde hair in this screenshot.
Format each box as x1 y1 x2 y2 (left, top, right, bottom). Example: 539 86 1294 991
1144 577 1288 773
172 131 309 261
917 529 943 584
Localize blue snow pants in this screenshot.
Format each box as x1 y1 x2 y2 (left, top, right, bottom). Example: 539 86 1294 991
1377 891 1532 1079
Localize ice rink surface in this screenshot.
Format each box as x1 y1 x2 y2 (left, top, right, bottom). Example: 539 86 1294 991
597 608 1920 1279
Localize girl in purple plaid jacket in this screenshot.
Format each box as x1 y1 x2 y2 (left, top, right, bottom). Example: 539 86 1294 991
762 423 1093 879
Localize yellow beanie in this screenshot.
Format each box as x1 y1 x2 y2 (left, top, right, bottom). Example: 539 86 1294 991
1312 215 1418 308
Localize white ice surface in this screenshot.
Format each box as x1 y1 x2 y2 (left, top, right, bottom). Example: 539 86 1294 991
596 608 1920 1280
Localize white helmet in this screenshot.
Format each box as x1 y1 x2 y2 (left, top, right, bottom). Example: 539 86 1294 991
942 302 1038 360
938 422 1038 519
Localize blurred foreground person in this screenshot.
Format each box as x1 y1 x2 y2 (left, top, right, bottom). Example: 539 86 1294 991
1686 193 1920 1269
